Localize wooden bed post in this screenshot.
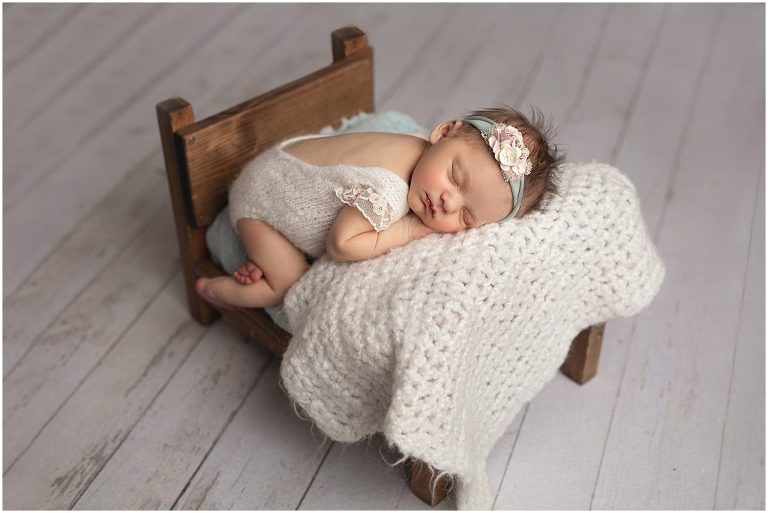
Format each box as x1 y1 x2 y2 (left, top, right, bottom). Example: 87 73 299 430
331 26 369 62
560 322 605 384
156 98 219 325
405 458 452 506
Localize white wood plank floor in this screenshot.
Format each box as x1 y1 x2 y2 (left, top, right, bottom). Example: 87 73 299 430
3 3 764 510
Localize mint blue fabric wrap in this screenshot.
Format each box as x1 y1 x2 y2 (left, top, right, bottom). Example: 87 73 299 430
205 111 427 332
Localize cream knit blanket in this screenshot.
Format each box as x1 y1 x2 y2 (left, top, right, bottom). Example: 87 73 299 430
278 160 665 509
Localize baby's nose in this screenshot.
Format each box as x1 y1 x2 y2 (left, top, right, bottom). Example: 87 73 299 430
440 193 456 213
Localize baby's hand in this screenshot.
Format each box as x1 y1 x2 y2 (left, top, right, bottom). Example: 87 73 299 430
404 212 437 241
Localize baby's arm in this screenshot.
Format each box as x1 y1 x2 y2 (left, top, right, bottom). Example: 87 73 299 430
327 207 432 262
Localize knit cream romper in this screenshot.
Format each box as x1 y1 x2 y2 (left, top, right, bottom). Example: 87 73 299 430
228 133 411 259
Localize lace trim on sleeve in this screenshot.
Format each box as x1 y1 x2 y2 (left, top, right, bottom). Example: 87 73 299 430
334 184 395 232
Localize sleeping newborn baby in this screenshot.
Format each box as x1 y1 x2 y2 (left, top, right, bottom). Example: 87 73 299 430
195 105 565 311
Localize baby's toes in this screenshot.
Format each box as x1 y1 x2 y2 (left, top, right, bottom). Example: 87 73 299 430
246 262 264 281
194 277 209 296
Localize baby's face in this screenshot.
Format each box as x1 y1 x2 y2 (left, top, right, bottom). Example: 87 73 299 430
407 121 514 233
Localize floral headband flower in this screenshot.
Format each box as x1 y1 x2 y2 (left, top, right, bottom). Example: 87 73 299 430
482 124 532 183
462 115 530 220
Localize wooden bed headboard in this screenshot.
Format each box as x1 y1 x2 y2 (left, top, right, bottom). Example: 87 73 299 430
157 26 373 230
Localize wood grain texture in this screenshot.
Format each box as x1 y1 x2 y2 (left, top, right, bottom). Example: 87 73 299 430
4 4 243 214
157 98 218 326
715 161 765 509
4 3 160 130
3 204 181 474
2 153 167 376
172 361 334 510
3 273 206 509
3 4 245 296
3 3 83 72
72 320 270 510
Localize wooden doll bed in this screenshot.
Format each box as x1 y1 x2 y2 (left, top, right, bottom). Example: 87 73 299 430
155 25 605 507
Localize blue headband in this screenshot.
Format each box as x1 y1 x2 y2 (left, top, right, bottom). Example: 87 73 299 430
462 115 526 221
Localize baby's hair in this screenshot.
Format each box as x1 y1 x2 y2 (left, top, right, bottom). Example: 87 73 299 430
453 104 566 217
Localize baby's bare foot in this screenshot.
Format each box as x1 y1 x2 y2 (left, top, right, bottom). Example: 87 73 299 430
233 260 263 285
194 277 245 312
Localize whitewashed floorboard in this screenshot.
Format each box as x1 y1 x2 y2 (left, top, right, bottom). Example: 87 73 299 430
196 4 452 124
3 203 181 472
493 3 669 509
171 360 333 510
3 4 241 213
296 3 454 116
71 319 269 510
2 272 207 509
2 155 167 376
379 3 559 128
2 4 245 297
4 3 161 131
713 32 766 510
2 4 241 212
591 4 764 508
298 436 422 511
2 3 763 510
714 164 765 510
3 2 83 72
423 3 562 128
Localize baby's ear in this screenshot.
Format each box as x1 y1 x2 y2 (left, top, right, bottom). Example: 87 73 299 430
429 119 462 143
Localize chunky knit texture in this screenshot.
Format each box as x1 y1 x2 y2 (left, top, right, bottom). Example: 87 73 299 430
278 160 665 509
228 133 410 258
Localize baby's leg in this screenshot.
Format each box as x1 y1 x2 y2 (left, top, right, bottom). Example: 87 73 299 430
195 219 310 309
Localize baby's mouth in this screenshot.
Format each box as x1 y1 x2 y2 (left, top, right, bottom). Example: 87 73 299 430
424 193 436 216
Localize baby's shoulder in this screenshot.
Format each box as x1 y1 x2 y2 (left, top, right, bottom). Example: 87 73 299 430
283 132 422 182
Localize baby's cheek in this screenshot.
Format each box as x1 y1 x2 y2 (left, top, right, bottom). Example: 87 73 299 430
430 217 462 234
420 169 444 189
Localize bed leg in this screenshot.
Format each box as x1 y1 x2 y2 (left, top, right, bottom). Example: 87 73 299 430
560 322 605 384
404 458 451 506
156 97 219 325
